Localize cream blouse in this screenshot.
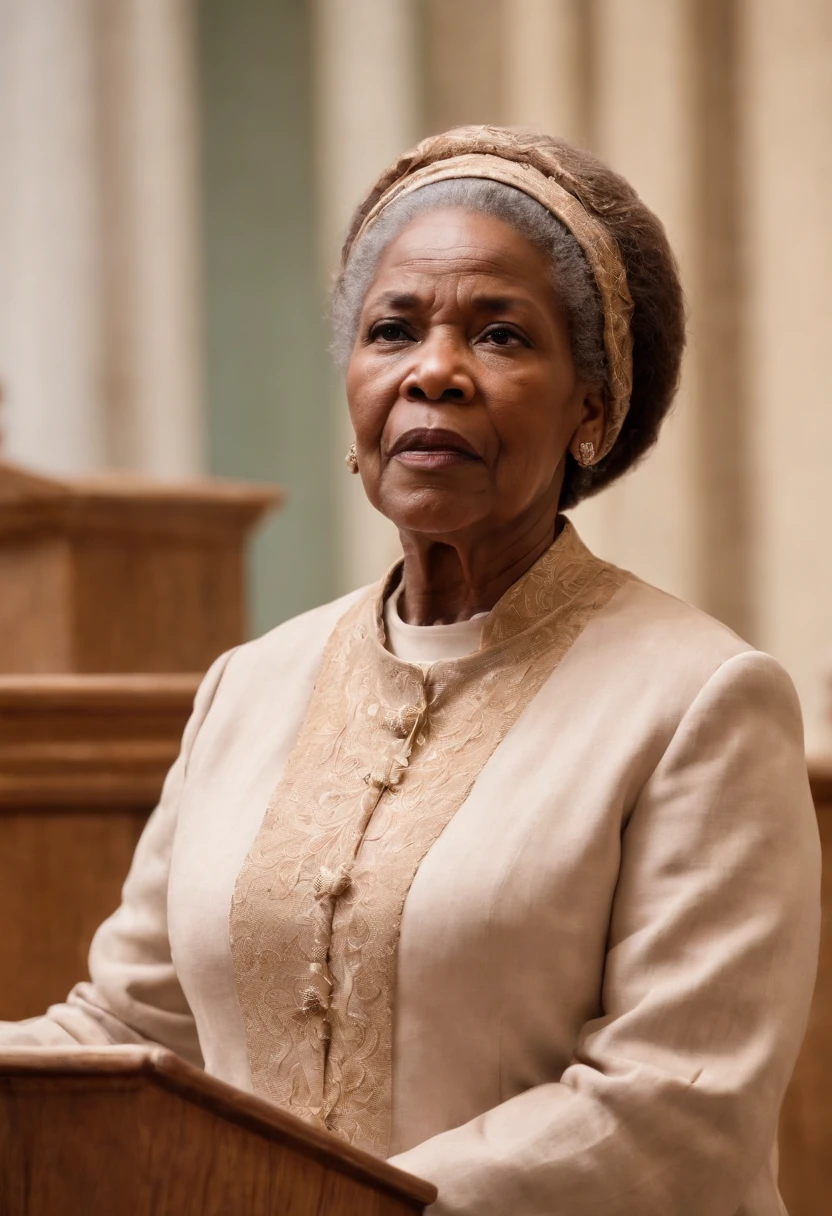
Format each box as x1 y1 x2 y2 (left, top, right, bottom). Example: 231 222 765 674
383 581 485 663
0 521 821 1216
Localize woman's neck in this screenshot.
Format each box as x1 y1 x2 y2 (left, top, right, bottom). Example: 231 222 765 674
397 511 562 626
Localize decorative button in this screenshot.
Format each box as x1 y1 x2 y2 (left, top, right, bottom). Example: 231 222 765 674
313 863 352 900
364 753 408 791
309 940 328 963
383 702 424 738
299 986 327 1018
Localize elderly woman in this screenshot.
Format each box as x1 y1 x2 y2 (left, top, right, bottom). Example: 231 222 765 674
1 127 820 1215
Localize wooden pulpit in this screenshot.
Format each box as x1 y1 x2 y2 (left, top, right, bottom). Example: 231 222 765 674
0 1047 436 1215
0 459 279 1020
0 460 281 674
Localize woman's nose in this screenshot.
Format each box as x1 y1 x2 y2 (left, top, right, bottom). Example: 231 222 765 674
401 335 475 404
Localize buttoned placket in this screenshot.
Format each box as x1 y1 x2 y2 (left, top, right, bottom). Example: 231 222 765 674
295 685 429 1130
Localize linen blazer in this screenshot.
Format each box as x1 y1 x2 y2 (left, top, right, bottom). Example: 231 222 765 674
1 526 820 1216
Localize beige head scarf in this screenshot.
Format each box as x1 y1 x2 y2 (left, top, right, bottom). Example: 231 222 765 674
341 126 634 464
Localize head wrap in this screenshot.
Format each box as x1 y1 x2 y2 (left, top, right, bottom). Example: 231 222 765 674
341 126 634 463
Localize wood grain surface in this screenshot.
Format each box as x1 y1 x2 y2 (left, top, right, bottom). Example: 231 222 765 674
0 461 281 674
0 675 196 1020
777 768 832 1215
0 1048 436 1215
0 674 199 807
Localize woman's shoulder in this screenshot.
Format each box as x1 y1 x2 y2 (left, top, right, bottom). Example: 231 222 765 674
569 525 760 687
563 573 808 797
589 570 800 722
182 587 370 714
606 572 749 656
171 587 375 774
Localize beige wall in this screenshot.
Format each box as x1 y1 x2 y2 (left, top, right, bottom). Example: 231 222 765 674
0 0 203 478
741 0 832 751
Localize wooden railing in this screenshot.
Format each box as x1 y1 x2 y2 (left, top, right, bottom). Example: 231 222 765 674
0 674 197 1020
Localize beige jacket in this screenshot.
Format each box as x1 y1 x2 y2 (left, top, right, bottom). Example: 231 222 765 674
1 524 820 1216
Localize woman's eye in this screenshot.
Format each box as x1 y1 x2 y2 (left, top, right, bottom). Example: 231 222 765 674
481 326 526 347
371 322 410 343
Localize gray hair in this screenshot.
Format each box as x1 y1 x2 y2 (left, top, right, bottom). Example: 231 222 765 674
331 177 608 391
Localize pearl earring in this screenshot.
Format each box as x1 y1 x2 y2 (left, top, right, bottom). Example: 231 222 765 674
345 442 359 473
578 440 596 468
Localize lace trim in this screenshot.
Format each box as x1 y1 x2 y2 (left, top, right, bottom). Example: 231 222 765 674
229 522 629 1154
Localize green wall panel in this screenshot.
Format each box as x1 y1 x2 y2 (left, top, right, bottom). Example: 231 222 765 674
199 0 334 636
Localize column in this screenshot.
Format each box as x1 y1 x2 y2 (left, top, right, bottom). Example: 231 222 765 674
501 0 590 145
313 0 422 593
99 0 204 476
423 0 504 134
0 0 106 473
570 0 702 609
687 0 752 636
0 0 203 479
740 0 832 751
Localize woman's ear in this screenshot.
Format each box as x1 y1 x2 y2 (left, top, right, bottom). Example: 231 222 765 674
569 385 606 466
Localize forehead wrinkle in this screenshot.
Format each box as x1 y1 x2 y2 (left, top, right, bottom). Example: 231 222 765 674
368 261 555 315
377 223 549 267
372 240 554 307
369 261 544 301
382 248 536 276
365 277 537 314
366 224 558 322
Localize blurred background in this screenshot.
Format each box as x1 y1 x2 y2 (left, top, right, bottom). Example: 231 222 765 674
0 0 830 749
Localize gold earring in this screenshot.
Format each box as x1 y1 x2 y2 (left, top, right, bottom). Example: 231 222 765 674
577 440 596 468
345 442 359 473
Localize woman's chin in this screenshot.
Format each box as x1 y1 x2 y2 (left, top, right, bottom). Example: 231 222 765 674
382 491 489 538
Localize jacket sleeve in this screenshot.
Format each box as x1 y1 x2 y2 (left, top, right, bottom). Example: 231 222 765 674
0 650 235 1067
390 650 821 1215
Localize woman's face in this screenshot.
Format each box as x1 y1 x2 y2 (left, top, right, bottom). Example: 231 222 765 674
346 207 603 541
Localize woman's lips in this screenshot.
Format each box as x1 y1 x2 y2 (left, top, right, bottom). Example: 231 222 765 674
388 427 482 469
394 449 477 468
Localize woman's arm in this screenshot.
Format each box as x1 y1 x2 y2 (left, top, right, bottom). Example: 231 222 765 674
390 651 821 1215
0 650 235 1065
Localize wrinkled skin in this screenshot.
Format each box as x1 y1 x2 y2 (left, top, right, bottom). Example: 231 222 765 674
346 208 604 624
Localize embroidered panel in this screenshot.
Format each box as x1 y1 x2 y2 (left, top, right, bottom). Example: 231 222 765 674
229 522 629 1155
